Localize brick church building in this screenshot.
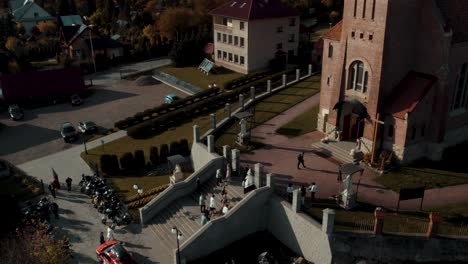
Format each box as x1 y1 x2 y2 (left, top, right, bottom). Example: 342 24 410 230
317 0 468 163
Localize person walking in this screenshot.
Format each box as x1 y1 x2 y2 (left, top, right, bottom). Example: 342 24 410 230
309 182 318 201
297 152 306 169
100 232 105 244
200 210 208 225
286 183 294 202
50 202 59 219
107 225 114 241
222 203 230 215
216 169 222 186
300 185 306 205
199 193 206 213
48 183 56 199
196 176 201 193
209 194 216 215
65 177 72 192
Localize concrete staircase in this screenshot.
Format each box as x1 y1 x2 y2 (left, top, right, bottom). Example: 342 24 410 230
311 140 357 164
147 177 245 253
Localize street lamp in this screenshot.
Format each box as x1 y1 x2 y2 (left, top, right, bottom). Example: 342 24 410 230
83 135 89 154
208 83 217 90
171 226 183 264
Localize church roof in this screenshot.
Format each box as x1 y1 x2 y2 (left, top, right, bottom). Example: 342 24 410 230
383 71 438 119
209 0 299 21
435 0 468 43
322 20 342 41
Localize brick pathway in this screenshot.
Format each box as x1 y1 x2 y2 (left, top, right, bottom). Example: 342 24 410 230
240 94 468 211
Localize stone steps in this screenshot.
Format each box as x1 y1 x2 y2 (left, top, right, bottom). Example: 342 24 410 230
312 141 355 164
148 175 245 257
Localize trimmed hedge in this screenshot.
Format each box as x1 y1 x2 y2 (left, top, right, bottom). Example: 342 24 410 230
100 154 119 175
160 144 169 163
120 152 135 170
169 141 180 156
224 70 271 90
149 146 159 165
134 150 146 168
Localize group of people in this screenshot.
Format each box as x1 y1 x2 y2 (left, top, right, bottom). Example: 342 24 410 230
48 176 73 199
287 182 318 205
100 224 116 244
198 167 232 225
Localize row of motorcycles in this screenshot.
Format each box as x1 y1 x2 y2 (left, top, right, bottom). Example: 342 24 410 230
21 197 55 234
79 174 132 226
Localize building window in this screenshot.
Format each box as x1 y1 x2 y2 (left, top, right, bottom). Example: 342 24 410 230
217 33 221 42
223 34 227 43
354 0 357 17
228 53 233 62
351 31 355 38
223 18 228 26
228 35 233 44
363 0 367 18
360 32 364 39
217 50 221 58
327 76 330 86
372 0 376 19
277 26 283 33
223 51 227 60
388 125 394 138
348 61 368 93
227 19 233 27
234 36 238 45
240 21 244 30
289 18 296 26
276 43 282 49
234 54 239 63
451 63 468 111
369 34 373 41
240 37 245 47
328 44 333 58
240 56 245 65
288 34 295 42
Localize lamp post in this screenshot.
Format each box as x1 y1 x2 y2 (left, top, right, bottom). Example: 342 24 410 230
171 226 183 264
83 135 88 154
208 83 217 90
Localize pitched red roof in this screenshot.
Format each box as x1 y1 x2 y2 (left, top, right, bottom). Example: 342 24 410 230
322 20 342 41
383 71 438 119
435 0 468 43
209 0 299 20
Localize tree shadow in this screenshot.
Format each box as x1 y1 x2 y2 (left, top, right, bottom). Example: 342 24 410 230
71 252 98 264
131 251 160 264
0 123 60 156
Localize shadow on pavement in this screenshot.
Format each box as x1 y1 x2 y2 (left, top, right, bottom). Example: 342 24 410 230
131 251 159 264
123 241 152 250
0 123 60 156
71 252 98 264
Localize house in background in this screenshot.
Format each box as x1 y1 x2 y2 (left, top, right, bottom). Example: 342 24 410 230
210 0 299 74
59 15 83 27
10 0 54 34
318 0 468 163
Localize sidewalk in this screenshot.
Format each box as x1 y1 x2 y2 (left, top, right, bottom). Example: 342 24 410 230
240 93 468 211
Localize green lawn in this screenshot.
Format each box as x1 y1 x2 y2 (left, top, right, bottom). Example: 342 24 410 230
376 142 468 191
215 75 321 148
159 65 243 90
305 199 468 235
108 175 170 201
275 105 319 137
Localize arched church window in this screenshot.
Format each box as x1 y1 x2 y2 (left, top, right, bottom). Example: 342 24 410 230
348 61 368 93
451 63 468 111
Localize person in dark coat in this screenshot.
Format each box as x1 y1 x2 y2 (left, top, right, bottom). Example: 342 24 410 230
297 152 306 169
196 176 201 193
65 177 72 192
300 185 306 205
48 183 56 199
100 232 105 244
50 202 59 219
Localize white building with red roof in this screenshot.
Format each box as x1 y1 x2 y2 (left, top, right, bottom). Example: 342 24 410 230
209 0 299 74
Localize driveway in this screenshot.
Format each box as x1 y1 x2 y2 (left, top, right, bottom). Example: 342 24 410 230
0 79 186 165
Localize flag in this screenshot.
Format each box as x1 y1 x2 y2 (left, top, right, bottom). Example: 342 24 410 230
52 168 61 189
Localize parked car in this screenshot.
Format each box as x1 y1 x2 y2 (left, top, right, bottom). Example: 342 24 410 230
60 122 78 142
96 240 137 264
71 94 83 106
8 104 24 121
78 121 98 134
164 93 180 104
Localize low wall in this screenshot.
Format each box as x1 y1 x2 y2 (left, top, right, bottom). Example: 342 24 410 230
191 142 220 172
153 70 203 95
267 196 333 264
139 154 223 223
332 232 468 263
178 186 273 263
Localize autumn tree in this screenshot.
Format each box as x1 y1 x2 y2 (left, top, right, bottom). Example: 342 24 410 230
143 24 159 46
5 36 18 51
159 7 196 41
37 21 57 36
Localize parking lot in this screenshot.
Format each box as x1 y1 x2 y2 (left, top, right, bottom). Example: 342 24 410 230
0 78 185 165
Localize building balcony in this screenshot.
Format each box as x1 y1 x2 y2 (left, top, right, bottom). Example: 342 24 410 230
214 24 233 34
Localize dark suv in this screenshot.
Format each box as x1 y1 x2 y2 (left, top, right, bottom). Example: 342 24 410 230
60 122 78 142
8 104 24 121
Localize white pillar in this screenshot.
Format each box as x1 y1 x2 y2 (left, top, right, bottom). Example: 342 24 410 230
296 69 300 81
231 149 240 172
223 145 231 161
207 135 215 153
193 125 200 143
250 86 256 100
308 64 313 75
282 74 286 87
226 103 231 117
210 113 216 129
322 208 336 236
239 94 245 110
267 80 271 93
266 173 273 189
254 163 262 188
292 189 301 213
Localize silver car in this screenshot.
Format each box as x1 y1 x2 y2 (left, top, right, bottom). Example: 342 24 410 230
77 121 98 134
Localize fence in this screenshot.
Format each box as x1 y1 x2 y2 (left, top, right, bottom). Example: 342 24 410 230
383 214 429 234
438 222 468 237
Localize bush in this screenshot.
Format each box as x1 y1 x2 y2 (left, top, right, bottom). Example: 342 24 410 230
149 146 159 165
134 112 145 122
120 152 135 170
169 141 180 156
179 139 190 156
109 155 119 174
100 154 113 174
160 144 169 163
134 150 146 168
114 120 127 129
